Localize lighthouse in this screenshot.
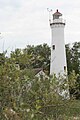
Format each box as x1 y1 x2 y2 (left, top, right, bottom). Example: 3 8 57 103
50 9 67 76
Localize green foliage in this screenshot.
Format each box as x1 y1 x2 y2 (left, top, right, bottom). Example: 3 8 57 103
0 51 7 65
10 44 51 74
66 42 80 75
0 62 80 119
66 42 80 99
0 42 80 119
9 42 80 76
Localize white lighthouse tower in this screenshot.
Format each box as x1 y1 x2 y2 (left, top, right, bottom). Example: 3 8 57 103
50 9 67 76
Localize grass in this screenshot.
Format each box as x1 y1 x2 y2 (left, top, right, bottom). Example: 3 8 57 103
57 100 80 119
41 100 80 120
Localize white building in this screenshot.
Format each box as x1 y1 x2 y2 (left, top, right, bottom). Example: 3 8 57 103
50 9 67 76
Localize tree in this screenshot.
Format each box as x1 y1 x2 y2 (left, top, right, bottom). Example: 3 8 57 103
0 63 80 119
0 51 7 65
10 44 51 74
66 42 80 75
24 44 51 72
9 42 80 99
0 47 80 119
71 42 80 75
9 42 80 76
66 42 80 99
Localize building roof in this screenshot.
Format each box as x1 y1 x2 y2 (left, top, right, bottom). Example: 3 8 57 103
33 68 43 75
53 9 62 16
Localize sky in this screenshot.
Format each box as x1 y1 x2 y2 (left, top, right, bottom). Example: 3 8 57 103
0 0 80 53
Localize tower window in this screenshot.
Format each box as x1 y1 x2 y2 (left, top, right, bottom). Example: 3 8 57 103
52 45 55 50
64 66 66 71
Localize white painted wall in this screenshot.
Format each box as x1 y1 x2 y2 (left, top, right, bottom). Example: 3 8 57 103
50 20 67 75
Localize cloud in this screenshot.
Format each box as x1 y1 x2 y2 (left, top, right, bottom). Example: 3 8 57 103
0 0 80 53
0 0 22 9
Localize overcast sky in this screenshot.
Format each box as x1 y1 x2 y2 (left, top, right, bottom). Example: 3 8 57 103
0 0 80 53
